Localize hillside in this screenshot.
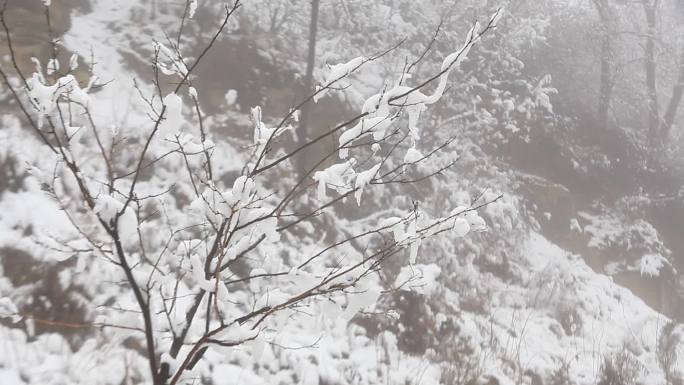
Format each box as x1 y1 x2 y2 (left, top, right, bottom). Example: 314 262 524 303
0 1 682 384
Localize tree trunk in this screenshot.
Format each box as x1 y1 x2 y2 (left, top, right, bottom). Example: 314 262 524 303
643 0 660 142
598 38 614 128
660 45 684 140
296 0 320 176
594 0 614 129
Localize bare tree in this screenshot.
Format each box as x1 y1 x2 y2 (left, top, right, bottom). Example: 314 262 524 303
593 0 617 129
0 1 503 384
637 0 684 143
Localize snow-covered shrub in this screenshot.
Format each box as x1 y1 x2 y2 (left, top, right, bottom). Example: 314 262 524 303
658 322 684 385
439 338 485 385
597 351 642 385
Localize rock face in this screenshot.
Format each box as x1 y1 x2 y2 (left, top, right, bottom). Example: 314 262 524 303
0 247 88 342
0 0 91 84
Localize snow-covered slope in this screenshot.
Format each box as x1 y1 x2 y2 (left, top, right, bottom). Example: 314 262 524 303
0 1 682 385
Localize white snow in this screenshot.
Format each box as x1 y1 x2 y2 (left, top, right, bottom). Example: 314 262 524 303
637 253 669 277
0 297 19 323
354 163 381 205
225 89 237 105
403 147 423 164
312 159 356 200
395 264 441 295
453 217 471 237
338 115 393 159
93 195 138 242
188 0 198 18
314 56 365 103
161 92 183 138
